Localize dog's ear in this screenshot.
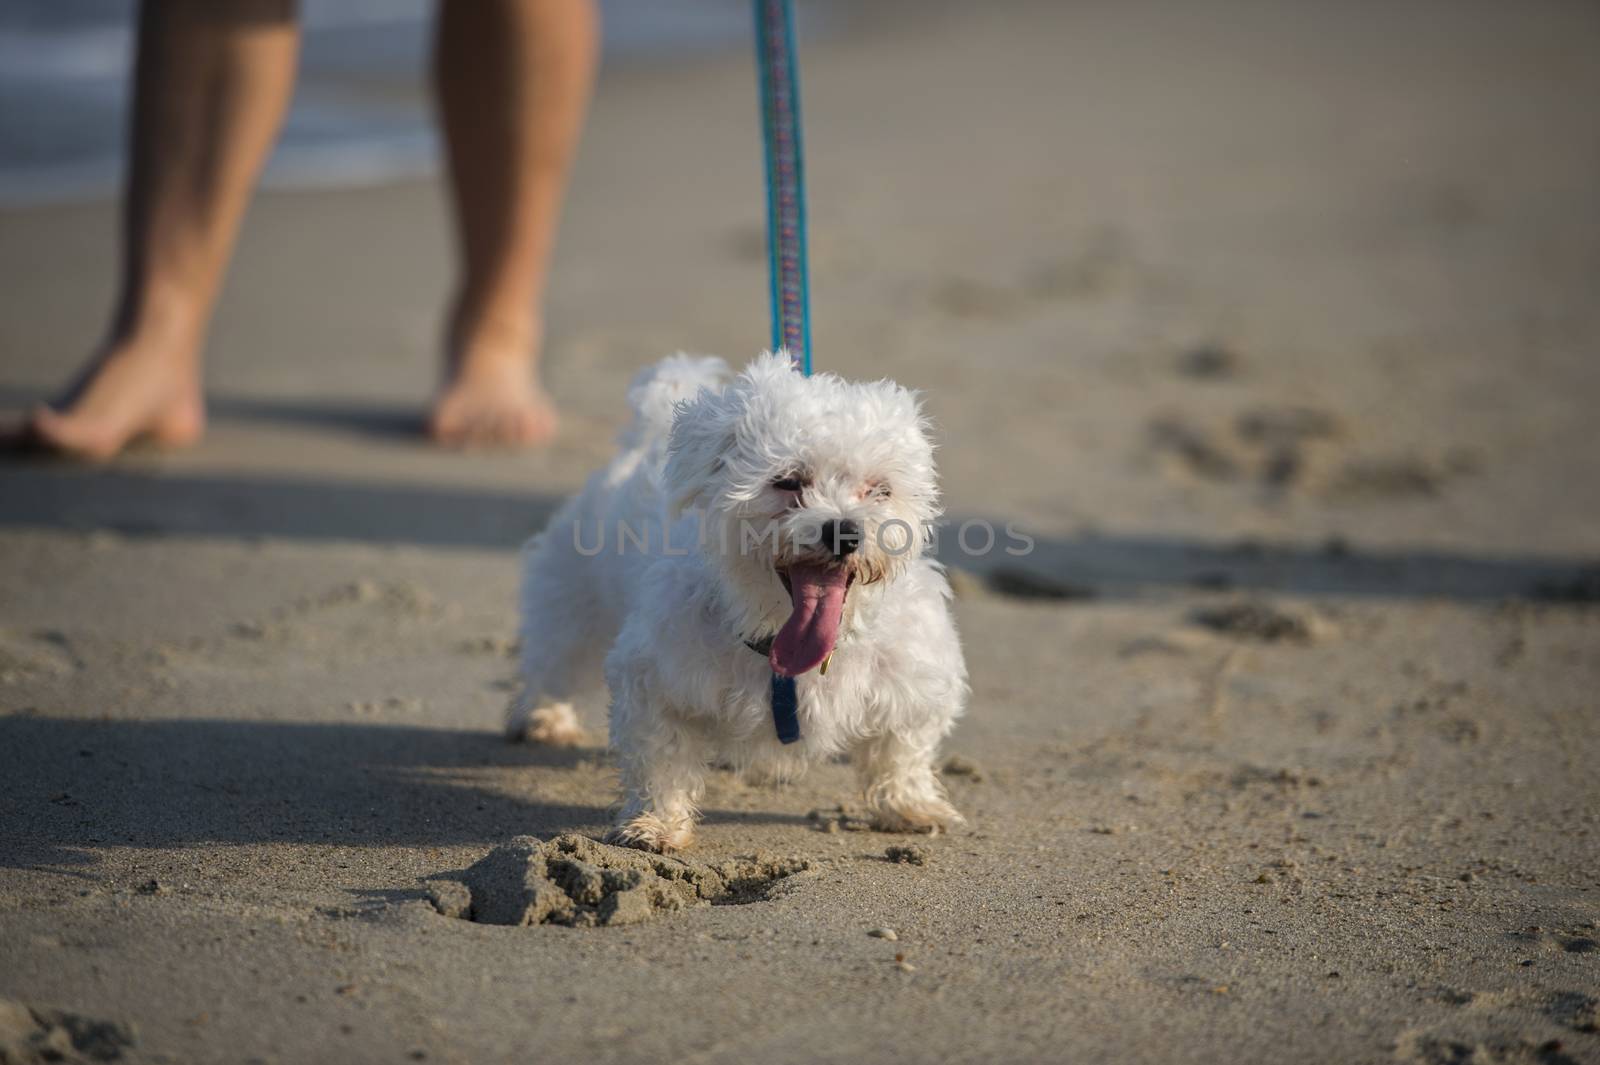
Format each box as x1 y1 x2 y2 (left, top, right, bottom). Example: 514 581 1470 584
662 389 737 519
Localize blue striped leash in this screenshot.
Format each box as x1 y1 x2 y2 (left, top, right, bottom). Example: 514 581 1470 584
754 0 808 742
755 0 812 376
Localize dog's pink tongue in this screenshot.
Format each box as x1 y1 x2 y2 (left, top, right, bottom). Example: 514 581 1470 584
770 564 849 677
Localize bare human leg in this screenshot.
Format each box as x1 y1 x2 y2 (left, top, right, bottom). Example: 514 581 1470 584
27 0 300 460
429 0 599 449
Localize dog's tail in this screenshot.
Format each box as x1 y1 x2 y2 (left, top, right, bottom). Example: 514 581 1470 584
619 353 729 451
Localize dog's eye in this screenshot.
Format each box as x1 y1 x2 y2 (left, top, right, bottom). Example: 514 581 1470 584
772 476 805 492
867 481 892 501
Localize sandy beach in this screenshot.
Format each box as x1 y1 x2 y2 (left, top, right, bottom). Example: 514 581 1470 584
2 1 1598 1062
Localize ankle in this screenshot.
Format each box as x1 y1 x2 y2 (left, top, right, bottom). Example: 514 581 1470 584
109 284 207 361
449 301 542 362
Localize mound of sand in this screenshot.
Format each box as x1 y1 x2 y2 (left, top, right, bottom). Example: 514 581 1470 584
434 834 812 928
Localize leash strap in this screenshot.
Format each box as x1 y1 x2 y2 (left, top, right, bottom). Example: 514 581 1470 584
755 0 812 375
754 0 811 743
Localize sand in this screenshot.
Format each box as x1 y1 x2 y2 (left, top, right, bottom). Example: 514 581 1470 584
1 1 1598 1062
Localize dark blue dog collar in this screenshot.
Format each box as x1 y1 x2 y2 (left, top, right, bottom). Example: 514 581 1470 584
744 634 801 744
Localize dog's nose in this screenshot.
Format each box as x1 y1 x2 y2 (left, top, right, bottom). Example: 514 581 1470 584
820 518 862 559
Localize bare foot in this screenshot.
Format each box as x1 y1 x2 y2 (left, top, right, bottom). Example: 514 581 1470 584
26 322 205 461
429 317 557 449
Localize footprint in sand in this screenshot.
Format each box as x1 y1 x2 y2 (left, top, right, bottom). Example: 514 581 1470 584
224 579 454 648
1147 404 1344 493
0 629 80 684
1393 985 1596 1065
0 998 136 1063
1144 404 1482 504
1189 601 1329 644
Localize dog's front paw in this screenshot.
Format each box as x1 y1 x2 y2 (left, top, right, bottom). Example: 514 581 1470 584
872 796 964 836
605 813 695 854
506 702 588 747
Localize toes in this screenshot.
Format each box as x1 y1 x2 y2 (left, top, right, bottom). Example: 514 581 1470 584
29 406 120 462
483 411 511 447
455 415 484 450
427 382 556 451
426 393 469 447
454 409 485 448
427 411 464 449
515 405 558 447
447 408 500 451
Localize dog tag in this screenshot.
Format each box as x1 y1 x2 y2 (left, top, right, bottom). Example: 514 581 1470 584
770 673 801 744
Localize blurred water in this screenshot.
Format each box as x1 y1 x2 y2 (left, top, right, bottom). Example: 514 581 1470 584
0 0 772 207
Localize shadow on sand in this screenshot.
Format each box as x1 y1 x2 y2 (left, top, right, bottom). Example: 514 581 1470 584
0 387 428 442
0 717 605 869
943 526 1599 603
1 455 1593 598
0 716 810 871
0 464 562 550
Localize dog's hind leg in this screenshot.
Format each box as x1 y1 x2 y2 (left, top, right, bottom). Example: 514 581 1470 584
508 636 604 745
506 527 609 746
507 696 590 747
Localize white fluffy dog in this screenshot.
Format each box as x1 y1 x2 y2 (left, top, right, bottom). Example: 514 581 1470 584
508 352 967 852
